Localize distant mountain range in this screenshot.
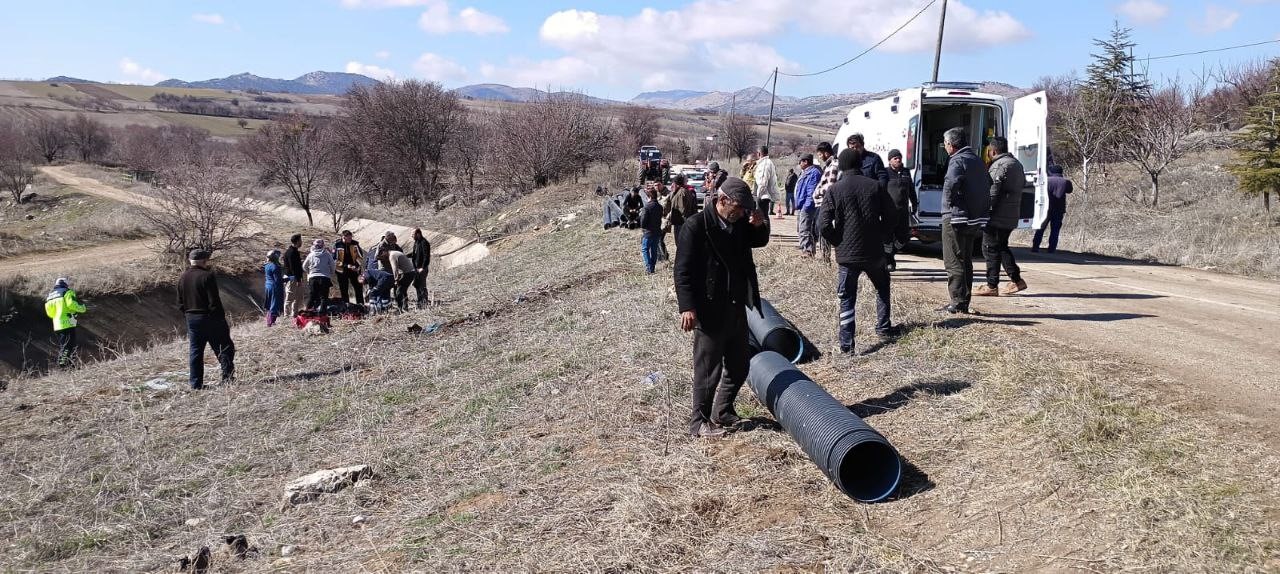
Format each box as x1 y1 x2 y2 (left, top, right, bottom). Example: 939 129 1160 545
627 82 1027 117
452 83 619 107
154 71 379 95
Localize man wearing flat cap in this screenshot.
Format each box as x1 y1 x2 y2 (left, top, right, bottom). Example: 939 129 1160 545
177 248 235 390
673 177 770 438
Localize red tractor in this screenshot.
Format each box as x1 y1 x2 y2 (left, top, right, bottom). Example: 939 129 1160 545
638 145 670 185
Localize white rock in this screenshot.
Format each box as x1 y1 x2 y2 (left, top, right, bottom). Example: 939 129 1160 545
283 465 372 505
184 518 203 527
280 545 297 556
352 515 368 526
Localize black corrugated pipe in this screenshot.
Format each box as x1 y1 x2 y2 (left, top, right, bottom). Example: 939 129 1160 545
746 298 805 363
747 351 902 502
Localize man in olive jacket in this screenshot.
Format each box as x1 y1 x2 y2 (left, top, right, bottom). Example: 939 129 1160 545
976 137 1028 296
939 127 992 313
674 178 770 438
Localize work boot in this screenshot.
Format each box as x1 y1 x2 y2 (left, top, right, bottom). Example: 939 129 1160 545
1001 279 1028 295
692 423 726 439
936 304 970 315
715 414 744 428
973 285 1000 297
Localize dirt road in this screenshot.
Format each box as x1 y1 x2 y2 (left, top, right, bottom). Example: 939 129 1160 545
37 166 488 268
770 215 1280 444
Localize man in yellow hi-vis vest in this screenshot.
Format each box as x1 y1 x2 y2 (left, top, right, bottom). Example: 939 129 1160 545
45 277 87 368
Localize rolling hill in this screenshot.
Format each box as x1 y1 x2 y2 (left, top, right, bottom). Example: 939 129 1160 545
155 71 379 95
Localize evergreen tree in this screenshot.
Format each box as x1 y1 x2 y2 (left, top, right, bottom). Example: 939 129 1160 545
1085 22 1151 101
1228 59 1280 212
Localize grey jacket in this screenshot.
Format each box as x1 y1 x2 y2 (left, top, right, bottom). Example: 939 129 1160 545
941 146 991 226
303 247 336 280
987 153 1026 230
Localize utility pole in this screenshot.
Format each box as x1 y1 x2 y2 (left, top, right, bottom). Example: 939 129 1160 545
931 0 948 83
765 67 778 152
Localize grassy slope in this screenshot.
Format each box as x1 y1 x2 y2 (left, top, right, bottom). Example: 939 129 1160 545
0 176 148 260
1 187 1276 572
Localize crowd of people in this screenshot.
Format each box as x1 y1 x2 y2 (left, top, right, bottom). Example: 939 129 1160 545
652 133 1073 438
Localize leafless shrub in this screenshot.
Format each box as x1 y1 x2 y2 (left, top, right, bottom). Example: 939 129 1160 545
138 163 265 257
314 167 365 233
722 112 758 161
0 118 38 204
114 125 211 177
64 113 111 163
449 114 490 198
1206 58 1273 130
1043 73 1125 197
29 115 70 164
618 105 661 155
242 114 331 226
1119 80 1206 208
488 91 616 190
337 80 464 207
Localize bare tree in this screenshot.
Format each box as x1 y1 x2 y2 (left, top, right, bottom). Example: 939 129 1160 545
1120 81 1204 208
1208 58 1273 129
450 114 490 198
30 115 71 164
314 167 365 232
242 114 331 226
783 133 804 156
619 105 661 154
0 118 37 204
489 91 616 190
694 137 715 162
138 163 264 256
338 80 464 206
1054 75 1124 196
722 112 758 161
65 113 112 163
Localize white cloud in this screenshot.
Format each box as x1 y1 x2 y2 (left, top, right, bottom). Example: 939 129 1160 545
413 52 468 82
345 61 397 81
118 57 167 84
375 50 391 60
417 0 507 35
192 13 225 25
1116 0 1169 24
1192 4 1239 33
806 0 1030 53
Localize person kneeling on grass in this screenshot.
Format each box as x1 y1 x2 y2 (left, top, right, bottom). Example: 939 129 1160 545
303 239 336 312
386 249 417 312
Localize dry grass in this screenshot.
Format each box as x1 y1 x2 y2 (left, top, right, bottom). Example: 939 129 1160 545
1 180 1277 572
0 178 149 260
1016 149 1280 279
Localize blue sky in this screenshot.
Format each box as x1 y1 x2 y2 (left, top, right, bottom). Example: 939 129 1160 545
1 0 1277 100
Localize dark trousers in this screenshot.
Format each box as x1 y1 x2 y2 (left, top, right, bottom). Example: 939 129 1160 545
186 313 234 389
785 190 795 214
942 220 981 310
836 262 892 352
983 227 1022 287
884 210 911 267
412 269 429 308
307 276 331 311
690 308 750 435
54 327 77 368
336 271 364 306
759 198 773 218
394 271 417 310
1033 209 1065 252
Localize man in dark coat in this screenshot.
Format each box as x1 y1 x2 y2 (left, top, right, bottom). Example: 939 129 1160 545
939 127 991 314
177 249 235 390
410 228 432 308
845 133 889 190
783 168 798 215
638 186 663 273
976 137 1028 296
1033 165 1072 253
819 149 897 353
333 230 365 308
883 149 917 271
674 178 770 438
282 234 305 317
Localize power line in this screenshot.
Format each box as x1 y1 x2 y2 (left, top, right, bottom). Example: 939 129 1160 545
1144 38 1280 62
778 0 939 78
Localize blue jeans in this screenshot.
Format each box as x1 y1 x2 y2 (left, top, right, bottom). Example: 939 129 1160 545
187 313 235 389
836 263 892 352
641 233 659 273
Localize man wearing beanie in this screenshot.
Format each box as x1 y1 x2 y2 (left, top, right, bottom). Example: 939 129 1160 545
884 148 917 271
674 177 770 438
44 277 87 368
178 249 235 389
819 149 897 354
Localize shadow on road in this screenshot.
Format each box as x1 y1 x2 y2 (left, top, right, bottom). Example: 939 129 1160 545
937 316 1041 327
847 379 972 419
1020 293 1165 300
981 312 1154 322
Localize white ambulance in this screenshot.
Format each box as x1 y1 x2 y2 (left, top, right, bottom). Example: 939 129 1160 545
832 82 1049 243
